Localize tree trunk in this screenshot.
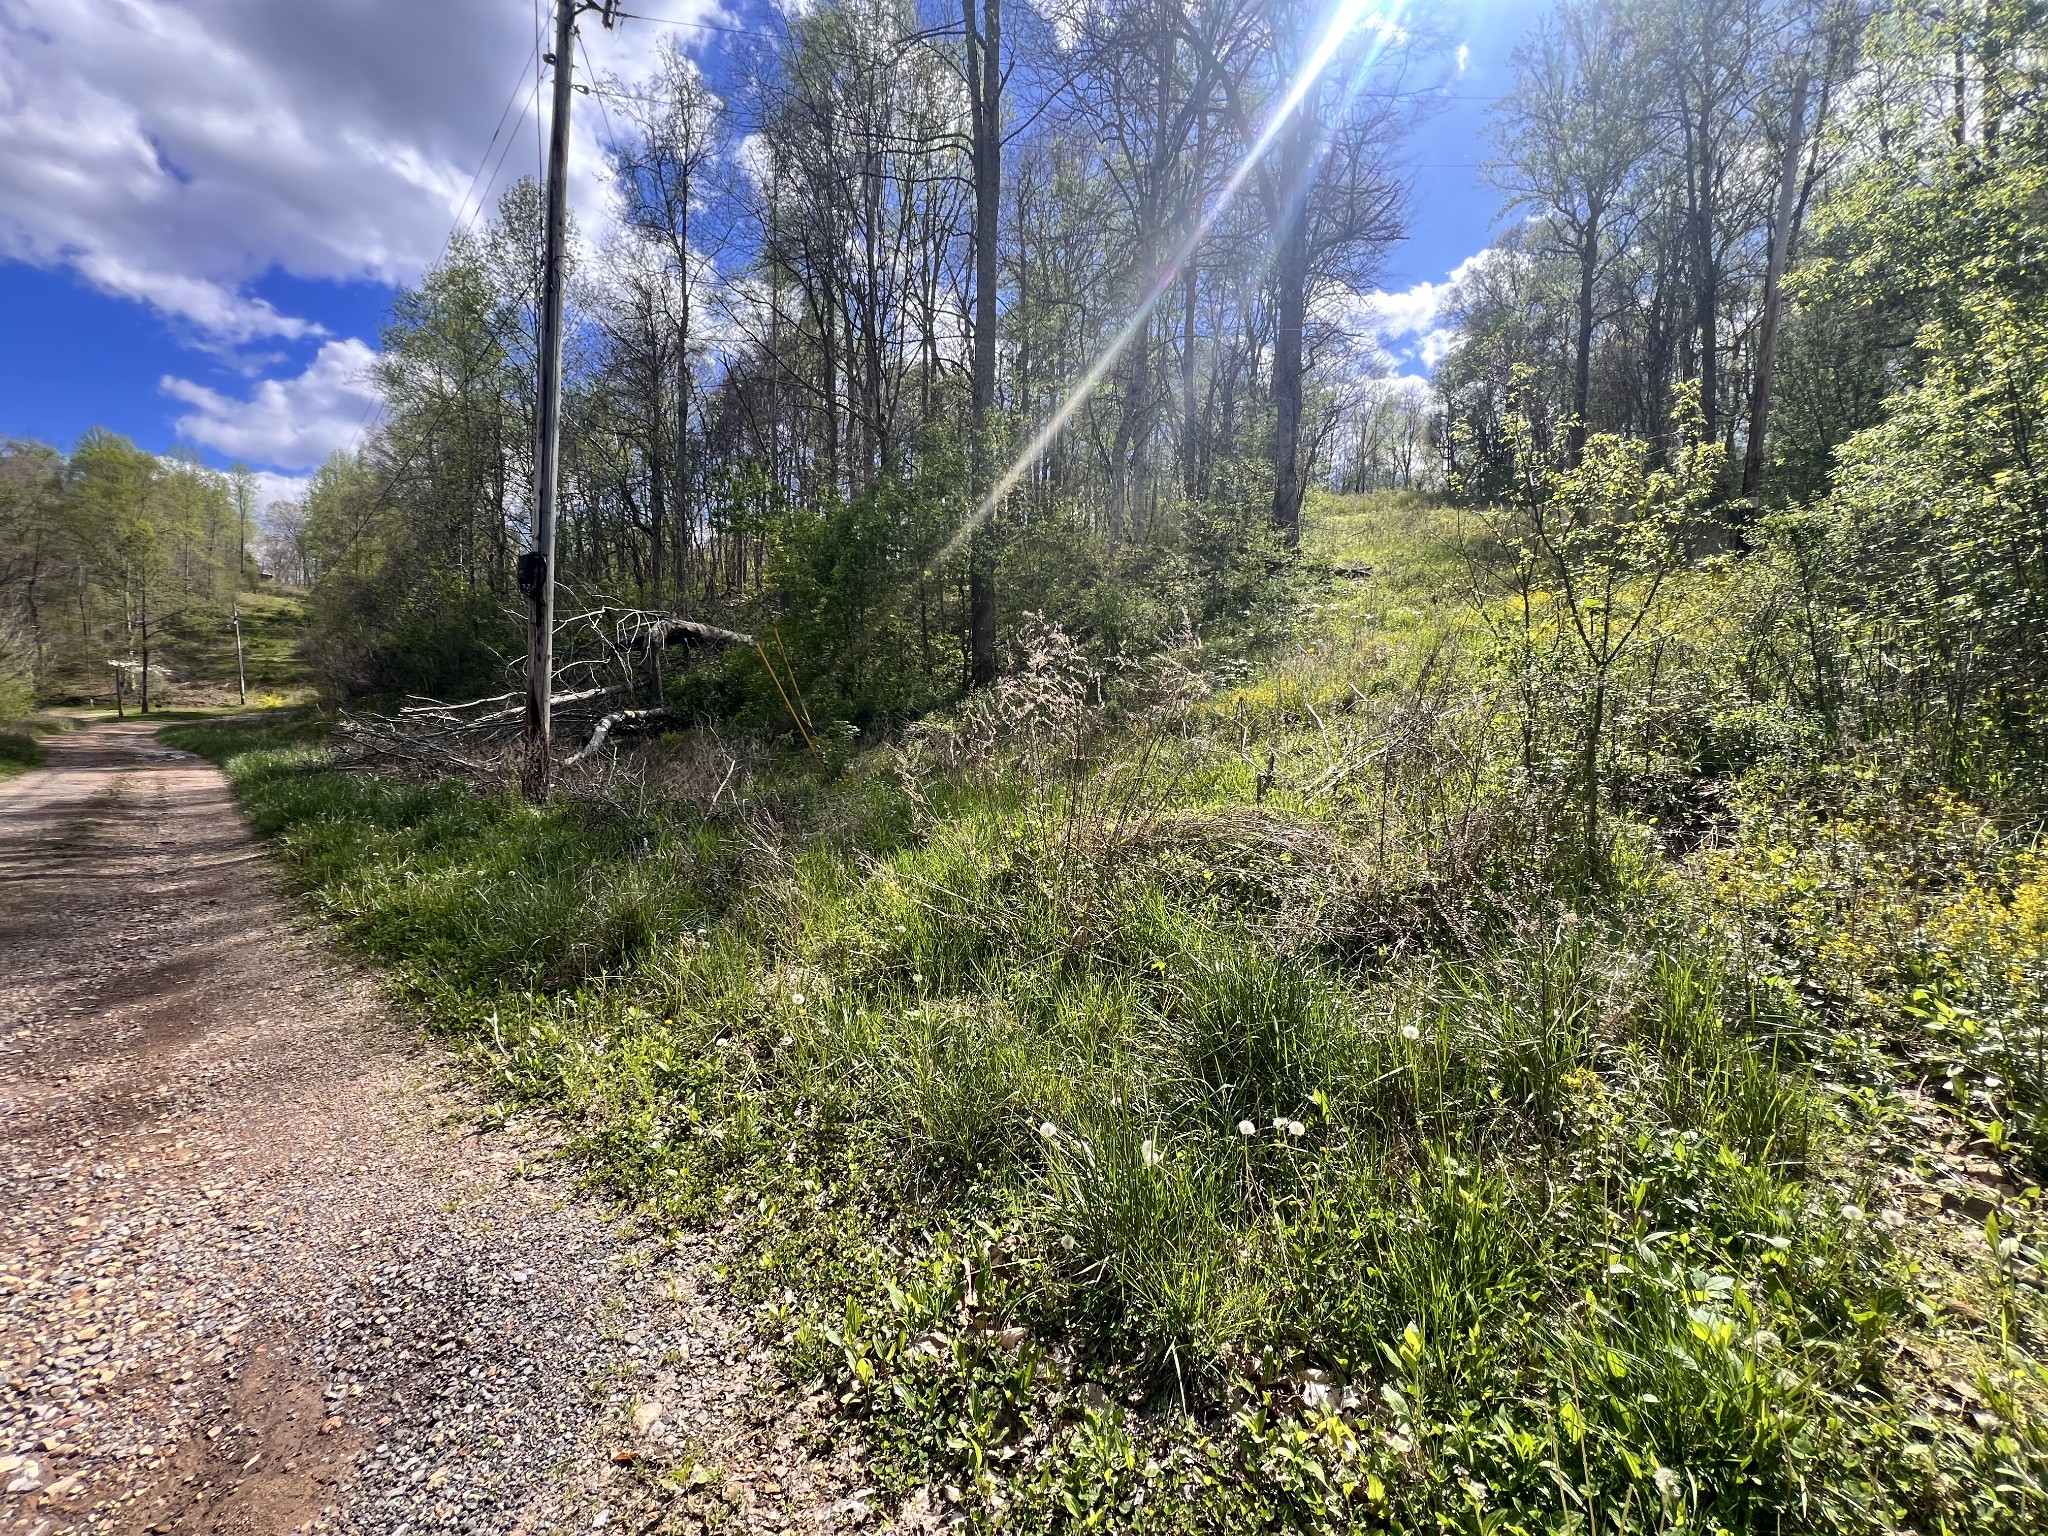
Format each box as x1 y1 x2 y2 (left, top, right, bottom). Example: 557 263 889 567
674 176 693 604
1270 179 1311 546
1181 261 1200 499
1742 66 1810 503
965 0 1001 690
1569 215 1600 464
1694 217 1718 444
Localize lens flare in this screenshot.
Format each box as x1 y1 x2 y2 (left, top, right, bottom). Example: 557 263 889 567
937 0 1410 565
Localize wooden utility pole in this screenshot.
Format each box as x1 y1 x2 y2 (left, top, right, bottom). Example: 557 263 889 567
231 603 247 705
522 0 619 801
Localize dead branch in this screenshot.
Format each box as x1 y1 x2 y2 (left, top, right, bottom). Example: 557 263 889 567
565 707 677 767
330 605 750 783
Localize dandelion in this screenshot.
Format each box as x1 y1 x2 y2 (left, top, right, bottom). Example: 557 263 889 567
1238 1120 1256 1137
1141 1138 1163 1166
791 993 806 1007
1039 1121 1059 1141
1400 1024 1420 1042
1273 1117 1288 1132
1286 1121 1305 1138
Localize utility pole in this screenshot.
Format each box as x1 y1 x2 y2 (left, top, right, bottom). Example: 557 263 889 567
231 603 247 705
521 0 619 802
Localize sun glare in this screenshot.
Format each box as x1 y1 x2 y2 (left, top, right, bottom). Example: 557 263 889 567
936 0 1412 565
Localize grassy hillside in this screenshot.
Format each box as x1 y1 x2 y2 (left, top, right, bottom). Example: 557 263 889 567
146 586 311 704
27 584 311 710
169 497 2048 1534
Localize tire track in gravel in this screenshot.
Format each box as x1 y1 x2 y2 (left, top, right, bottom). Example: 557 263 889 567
1 721 875 1536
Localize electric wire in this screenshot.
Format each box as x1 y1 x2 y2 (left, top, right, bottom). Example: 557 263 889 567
339 32 546 459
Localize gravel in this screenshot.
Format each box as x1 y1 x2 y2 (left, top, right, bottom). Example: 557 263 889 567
1 722 870 1536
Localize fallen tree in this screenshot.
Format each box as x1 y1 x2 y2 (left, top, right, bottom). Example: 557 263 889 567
335 607 754 777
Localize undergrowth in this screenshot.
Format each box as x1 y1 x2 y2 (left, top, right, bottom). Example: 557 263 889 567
165 499 2048 1534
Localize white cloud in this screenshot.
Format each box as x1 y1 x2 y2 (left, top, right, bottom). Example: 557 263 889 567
0 0 723 344
74 254 322 346
1456 42 1471 73
250 469 313 511
163 340 381 470
1354 250 1492 372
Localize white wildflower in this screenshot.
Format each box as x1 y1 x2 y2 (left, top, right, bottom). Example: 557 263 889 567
1237 1120 1256 1137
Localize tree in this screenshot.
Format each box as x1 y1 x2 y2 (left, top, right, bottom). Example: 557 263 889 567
1811 0 2048 777
1467 379 1722 869
963 0 1003 689
1203 0 1408 544
229 461 257 591
0 440 66 695
610 39 725 602
1493 0 1661 463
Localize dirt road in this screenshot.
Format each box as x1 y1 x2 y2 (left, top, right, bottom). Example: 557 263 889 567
0 721 867 1536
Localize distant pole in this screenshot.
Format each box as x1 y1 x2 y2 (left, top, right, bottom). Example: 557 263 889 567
231 463 253 593
231 603 248 705
109 661 125 720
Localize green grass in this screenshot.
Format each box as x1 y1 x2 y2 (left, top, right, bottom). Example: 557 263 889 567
157 585 311 698
165 496 2048 1534
0 728 46 781
0 711 94 782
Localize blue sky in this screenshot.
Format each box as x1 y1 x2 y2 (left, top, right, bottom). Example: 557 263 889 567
0 0 1536 508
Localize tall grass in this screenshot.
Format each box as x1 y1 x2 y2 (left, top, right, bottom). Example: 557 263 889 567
164 510 2048 1532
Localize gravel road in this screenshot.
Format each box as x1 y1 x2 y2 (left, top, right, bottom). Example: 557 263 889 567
1 721 871 1536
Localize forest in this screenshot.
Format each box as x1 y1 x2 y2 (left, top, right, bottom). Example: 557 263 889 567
9 0 2048 1527
0 433 306 727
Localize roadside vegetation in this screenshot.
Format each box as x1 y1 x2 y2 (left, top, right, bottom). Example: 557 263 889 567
42 0 2048 1526
0 723 48 782
168 468 2048 1531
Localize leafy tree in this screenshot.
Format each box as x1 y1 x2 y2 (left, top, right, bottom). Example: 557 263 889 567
1466 380 1722 869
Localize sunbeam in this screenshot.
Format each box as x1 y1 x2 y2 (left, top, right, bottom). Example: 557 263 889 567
936 0 1412 566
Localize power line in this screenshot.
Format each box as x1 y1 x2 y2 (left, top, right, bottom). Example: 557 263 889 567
340 37 545 460
577 28 621 151
452 38 542 237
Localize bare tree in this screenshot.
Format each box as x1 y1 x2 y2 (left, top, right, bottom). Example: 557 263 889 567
1494 0 1661 462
